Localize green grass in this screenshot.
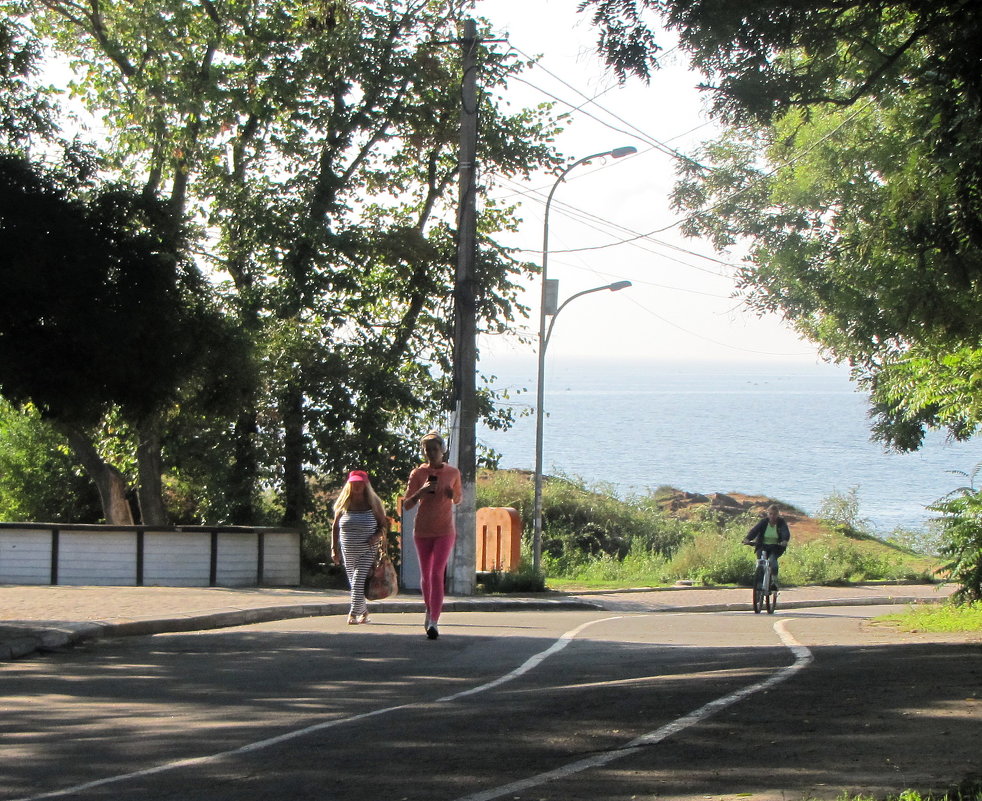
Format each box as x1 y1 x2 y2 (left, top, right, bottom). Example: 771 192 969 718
877 600 982 633
812 778 982 800
475 469 942 592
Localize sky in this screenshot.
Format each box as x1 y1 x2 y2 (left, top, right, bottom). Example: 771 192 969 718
477 0 826 367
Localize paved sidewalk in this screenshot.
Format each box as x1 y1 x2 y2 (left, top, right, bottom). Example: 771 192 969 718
0 581 955 661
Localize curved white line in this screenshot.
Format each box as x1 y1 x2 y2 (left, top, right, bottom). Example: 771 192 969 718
437 615 625 702
451 618 813 801
13 615 625 801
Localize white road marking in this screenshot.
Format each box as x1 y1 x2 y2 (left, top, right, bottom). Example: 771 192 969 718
12 615 624 801
437 616 625 702
451 618 813 801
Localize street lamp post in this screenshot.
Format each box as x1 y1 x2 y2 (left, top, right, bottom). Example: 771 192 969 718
532 146 637 574
531 278 632 572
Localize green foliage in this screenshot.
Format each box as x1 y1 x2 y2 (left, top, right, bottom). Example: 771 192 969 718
816 777 982 801
0 16 56 147
476 468 689 574
0 399 100 522
478 470 935 589
579 2 982 460
780 538 922 586
886 525 943 558
817 487 871 536
666 529 753 586
928 464 982 603
4 0 563 527
0 153 200 425
550 539 670 587
479 561 546 594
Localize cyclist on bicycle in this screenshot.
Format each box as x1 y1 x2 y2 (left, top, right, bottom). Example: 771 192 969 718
742 504 791 589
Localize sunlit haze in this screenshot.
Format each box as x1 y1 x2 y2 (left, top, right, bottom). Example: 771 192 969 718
480 1 824 367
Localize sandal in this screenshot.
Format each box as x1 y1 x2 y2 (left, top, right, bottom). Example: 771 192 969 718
358 612 370 624
347 614 359 625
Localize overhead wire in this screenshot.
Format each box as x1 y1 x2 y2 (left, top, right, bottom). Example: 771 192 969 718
483 32 826 358
507 43 714 172
490 38 874 253
491 170 738 278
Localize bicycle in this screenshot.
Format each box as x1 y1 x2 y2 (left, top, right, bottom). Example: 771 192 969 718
748 544 778 614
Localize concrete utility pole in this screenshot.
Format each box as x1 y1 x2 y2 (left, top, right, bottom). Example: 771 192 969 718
449 18 478 596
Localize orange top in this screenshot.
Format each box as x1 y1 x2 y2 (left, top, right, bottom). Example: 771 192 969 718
406 463 462 537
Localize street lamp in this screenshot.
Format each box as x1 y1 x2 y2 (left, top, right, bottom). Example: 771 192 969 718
531 278 632 571
532 146 637 574
544 280 633 351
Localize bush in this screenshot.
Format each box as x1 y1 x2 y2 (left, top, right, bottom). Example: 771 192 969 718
816 486 870 534
550 540 672 587
479 561 546 593
780 538 924 585
0 399 102 523
929 464 982 603
476 469 688 566
666 530 755 585
474 468 936 591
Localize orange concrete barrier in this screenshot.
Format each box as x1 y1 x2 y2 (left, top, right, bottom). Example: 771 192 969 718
476 507 522 572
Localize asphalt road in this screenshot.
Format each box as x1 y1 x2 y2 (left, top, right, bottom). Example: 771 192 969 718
1 605 979 801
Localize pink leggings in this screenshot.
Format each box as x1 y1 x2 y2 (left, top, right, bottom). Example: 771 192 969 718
415 534 456 623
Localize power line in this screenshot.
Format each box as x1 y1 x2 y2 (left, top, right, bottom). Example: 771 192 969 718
505 43 713 172
491 171 738 277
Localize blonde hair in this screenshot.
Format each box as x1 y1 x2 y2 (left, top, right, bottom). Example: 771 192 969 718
421 430 446 454
334 477 387 522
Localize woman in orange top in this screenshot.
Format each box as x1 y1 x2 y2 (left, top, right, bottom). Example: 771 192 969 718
403 431 462 639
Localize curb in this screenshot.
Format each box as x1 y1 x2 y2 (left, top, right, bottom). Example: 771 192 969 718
642 595 946 614
0 593 944 662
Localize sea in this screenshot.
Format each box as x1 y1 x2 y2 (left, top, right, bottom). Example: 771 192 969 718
476 358 982 534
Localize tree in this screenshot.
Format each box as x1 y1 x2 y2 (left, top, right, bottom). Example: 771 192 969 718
10 0 559 527
0 398 101 523
0 152 228 523
928 463 982 603
0 15 56 147
577 3 982 602
577 2 982 446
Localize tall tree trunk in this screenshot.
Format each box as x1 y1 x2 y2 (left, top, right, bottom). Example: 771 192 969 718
229 406 258 525
281 383 306 530
59 425 134 525
136 422 168 525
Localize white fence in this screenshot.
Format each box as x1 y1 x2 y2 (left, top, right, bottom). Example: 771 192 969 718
0 523 300 587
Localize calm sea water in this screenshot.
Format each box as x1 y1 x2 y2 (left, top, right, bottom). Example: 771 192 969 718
477 359 981 533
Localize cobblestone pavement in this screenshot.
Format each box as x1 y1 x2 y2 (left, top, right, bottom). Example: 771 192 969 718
0 581 955 660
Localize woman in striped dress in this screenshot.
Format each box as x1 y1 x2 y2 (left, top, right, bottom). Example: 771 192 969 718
332 470 388 625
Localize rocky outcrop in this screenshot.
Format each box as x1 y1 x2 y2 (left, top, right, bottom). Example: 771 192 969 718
655 489 824 540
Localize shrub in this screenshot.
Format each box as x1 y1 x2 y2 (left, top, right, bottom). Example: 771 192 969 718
667 531 755 585
479 562 547 593
476 468 688 566
816 486 870 534
554 540 672 587
780 538 923 585
929 464 982 603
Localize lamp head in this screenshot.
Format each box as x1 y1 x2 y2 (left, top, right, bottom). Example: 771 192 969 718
608 280 632 292
610 146 637 159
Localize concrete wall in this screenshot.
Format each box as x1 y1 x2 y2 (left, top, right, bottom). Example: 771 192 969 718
0 524 300 587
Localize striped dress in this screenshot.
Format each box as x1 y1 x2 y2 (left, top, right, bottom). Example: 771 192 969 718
338 509 379 617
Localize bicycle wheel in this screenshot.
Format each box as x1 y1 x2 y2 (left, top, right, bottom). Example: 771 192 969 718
752 567 764 613
765 584 777 614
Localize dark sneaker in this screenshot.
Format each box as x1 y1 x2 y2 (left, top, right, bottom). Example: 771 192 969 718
426 624 439 640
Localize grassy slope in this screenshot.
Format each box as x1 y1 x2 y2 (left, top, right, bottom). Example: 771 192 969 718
655 488 940 578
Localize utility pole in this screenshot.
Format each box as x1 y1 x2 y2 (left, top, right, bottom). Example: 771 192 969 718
449 17 478 596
